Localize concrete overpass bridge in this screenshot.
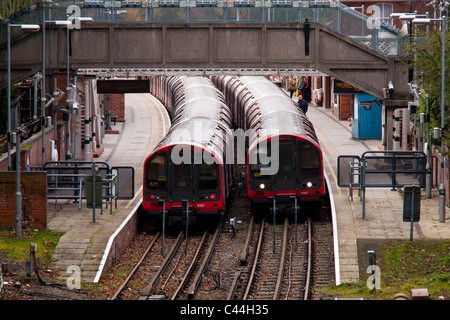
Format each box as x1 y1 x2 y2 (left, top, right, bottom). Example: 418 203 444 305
0 1 410 99
0 1 413 150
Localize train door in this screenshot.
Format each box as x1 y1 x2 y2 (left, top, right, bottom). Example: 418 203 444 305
170 161 193 203
276 142 296 191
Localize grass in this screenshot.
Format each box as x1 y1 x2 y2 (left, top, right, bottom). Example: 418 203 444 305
1 228 448 300
318 240 450 300
0 227 64 267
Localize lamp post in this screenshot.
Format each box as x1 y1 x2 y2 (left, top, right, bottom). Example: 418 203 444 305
66 16 93 160
41 17 71 167
7 24 41 171
412 16 447 222
7 23 41 238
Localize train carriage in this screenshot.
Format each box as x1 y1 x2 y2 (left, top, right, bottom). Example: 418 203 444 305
143 77 233 225
213 75 326 214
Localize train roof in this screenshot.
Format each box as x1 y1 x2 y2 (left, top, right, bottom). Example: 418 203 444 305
149 77 232 164
239 76 319 146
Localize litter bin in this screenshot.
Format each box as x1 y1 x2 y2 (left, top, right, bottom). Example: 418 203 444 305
86 175 102 208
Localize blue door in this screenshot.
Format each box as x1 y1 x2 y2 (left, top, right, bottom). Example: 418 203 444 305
356 94 382 139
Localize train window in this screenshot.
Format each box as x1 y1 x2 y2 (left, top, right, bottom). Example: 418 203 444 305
147 154 166 190
174 163 191 191
198 164 218 190
249 143 271 180
299 143 320 177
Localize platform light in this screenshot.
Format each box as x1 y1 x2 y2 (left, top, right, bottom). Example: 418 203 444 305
77 17 94 23
389 13 405 18
411 18 433 24
7 23 40 238
399 14 417 21
19 24 41 30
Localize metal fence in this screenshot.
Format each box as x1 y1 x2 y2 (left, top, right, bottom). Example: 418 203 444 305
337 151 433 218
33 161 135 211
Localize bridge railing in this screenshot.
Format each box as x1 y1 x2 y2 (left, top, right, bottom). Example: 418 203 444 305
0 1 406 56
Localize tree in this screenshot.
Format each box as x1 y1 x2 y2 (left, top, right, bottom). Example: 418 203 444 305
402 21 450 155
0 0 40 20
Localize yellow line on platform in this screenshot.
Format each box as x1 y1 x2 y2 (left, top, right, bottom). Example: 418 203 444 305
322 149 342 197
125 185 143 209
315 128 342 197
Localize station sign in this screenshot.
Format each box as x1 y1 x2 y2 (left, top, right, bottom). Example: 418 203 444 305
97 79 150 94
333 79 365 94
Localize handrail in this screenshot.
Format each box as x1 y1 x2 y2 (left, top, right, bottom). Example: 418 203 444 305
0 1 406 57
47 173 86 210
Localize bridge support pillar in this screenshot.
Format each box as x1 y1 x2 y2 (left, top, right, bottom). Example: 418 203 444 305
383 101 410 151
402 108 410 150
83 78 92 161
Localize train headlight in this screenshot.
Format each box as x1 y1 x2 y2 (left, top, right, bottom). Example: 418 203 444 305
306 181 313 188
259 183 266 189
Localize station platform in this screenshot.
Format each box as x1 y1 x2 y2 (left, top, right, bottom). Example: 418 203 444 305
46 92 449 286
306 101 450 284
47 93 170 283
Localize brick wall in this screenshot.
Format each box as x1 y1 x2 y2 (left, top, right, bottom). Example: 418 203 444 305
100 208 138 275
0 124 66 171
0 171 47 230
102 94 125 123
52 74 68 108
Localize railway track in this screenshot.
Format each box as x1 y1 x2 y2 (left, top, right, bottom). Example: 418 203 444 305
109 178 334 301
110 223 222 300
224 209 334 301
244 218 288 300
109 231 161 300
237 218 307 300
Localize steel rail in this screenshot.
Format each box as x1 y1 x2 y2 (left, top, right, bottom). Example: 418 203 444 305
110 232 160 300
171 230 208 300
243 219 265 300
226 271 241 300
141 231 184 297
187 222 222 299
273 218 289 300
239 216 254 265
303 218 312 300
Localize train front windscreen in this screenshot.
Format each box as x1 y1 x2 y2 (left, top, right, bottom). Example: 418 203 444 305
249 140 322 193
145 151 220 203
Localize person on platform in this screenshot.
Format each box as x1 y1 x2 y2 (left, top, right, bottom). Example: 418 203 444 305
298 93 308 114
288 77 297 99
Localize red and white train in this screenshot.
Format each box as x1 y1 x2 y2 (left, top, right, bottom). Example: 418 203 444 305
212 76 326 214
143 77 233 225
